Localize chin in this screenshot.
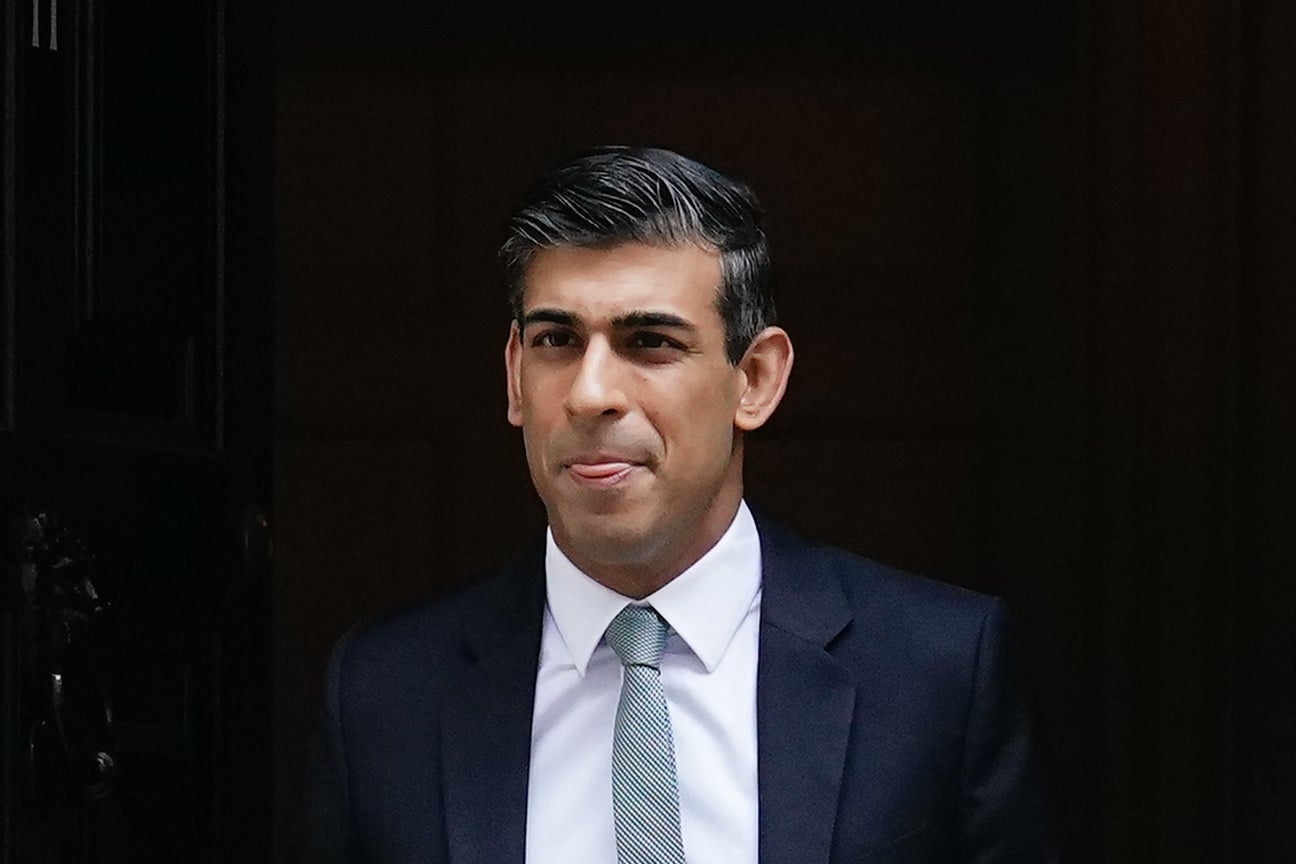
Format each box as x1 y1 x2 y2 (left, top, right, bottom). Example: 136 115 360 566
558 510 661 566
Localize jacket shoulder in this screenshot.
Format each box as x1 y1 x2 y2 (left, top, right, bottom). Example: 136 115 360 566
757 513 1002 651
331 542 545 696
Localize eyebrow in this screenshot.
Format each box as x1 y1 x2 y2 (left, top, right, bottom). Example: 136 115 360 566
520 308 697 333
521 308 579 328
613 311 696 331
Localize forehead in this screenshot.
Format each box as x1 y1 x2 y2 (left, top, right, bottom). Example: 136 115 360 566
521 243 724 319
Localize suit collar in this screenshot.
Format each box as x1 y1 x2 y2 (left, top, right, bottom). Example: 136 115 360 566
440 539 546 864
754 512 853 645
456 537 548 663
753 512 857 864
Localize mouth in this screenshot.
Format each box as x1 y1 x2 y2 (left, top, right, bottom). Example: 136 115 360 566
563 457 644 487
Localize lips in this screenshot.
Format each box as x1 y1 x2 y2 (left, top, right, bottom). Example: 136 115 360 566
563 455 644 487
568 461 636 479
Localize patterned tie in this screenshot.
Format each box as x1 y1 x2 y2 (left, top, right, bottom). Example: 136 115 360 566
604 605 687 864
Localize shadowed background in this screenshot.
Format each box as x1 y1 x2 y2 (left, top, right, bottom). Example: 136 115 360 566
272 2 1294 862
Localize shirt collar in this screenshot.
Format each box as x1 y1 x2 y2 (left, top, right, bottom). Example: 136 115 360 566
544 500 762 676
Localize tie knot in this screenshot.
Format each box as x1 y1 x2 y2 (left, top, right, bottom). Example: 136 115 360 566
604 605 668 669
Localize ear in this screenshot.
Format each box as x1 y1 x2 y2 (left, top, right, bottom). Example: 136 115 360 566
733 326 794 431
505 320 524 427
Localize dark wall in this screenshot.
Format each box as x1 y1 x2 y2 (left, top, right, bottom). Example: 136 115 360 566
272 2 1294 861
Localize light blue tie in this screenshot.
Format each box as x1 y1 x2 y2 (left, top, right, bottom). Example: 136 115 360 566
604 605 687 864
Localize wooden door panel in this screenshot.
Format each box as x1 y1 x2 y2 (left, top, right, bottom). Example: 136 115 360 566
2 0 270 861
12 0 223 447
77 0 218 439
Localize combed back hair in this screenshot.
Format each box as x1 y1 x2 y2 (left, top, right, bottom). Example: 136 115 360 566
499 146 776 364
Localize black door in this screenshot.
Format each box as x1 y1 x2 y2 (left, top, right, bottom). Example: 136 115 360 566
2 0 272 861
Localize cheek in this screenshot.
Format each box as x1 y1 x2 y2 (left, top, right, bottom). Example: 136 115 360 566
660 389 738 460
519 412 557 473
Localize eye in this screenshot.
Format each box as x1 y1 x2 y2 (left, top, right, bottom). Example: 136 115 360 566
628 332 681 351
531 329 576 349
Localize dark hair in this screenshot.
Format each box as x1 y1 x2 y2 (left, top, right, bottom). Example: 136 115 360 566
499 146 776 364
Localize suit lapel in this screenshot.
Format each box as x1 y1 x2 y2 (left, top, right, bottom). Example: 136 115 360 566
440 544 546 864
436 517 859 864
755 517 856 864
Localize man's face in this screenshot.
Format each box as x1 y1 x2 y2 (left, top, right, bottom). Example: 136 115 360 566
505 242 748 588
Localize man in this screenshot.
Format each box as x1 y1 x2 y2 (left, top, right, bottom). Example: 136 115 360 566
301 147 1061 863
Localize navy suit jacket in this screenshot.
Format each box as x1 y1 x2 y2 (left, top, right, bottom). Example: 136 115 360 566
299 516 1061 863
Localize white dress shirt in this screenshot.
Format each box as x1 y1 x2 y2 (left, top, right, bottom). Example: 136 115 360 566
525 501 762 863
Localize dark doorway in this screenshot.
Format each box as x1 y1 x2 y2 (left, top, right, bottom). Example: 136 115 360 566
2 1 272 861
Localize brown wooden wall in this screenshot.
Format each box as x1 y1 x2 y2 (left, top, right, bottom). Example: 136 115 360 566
271 2 1295 861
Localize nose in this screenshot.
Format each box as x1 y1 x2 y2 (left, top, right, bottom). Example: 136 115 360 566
564 337 628 421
